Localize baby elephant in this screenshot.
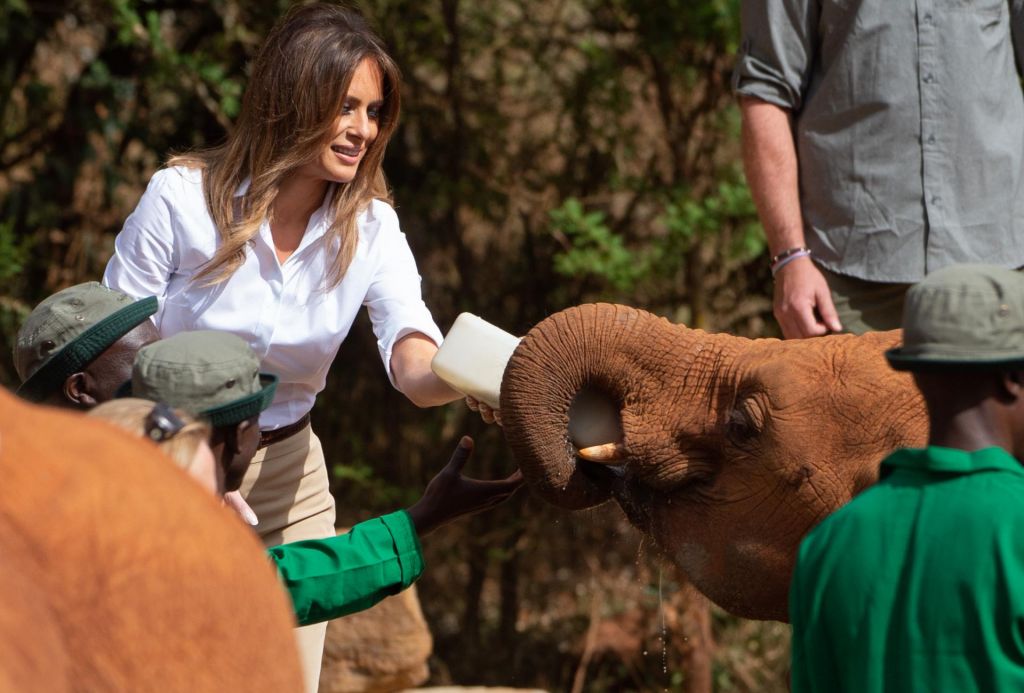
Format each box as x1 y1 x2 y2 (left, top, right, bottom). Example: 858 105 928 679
501 303 926 622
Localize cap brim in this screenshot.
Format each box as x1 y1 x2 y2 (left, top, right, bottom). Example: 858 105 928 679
16 296 159 402
202 373 278 428
885 347 1024 372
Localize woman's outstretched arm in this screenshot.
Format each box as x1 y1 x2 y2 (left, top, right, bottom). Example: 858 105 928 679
390 332 461 407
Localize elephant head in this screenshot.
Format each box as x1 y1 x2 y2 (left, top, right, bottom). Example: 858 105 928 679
500 303 927 622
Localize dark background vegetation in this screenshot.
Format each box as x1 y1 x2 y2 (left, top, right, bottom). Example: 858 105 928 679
0 0 788 689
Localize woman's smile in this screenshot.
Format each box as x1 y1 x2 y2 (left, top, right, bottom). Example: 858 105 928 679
330 143 363 166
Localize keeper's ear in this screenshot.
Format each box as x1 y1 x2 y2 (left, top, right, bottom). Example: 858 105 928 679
1001 370 1024 400
64 372 98 408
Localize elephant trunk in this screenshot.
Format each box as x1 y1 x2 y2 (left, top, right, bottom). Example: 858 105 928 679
501 303 709 509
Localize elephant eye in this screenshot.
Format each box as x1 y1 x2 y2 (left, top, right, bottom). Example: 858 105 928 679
725 397 763 444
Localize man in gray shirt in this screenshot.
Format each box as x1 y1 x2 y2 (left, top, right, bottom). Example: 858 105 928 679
734 1 1024 337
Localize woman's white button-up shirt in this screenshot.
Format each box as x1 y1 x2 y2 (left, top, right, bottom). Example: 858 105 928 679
103 166 444 430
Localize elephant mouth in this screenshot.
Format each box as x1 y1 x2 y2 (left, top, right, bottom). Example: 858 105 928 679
500 303 653 510
568 385 623 452
504 378 628 510
568 385 630 486
536 381 708 519
568 386 656 521
566 384 660 532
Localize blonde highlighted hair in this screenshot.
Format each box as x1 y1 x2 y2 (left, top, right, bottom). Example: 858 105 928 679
89 398 211 475
169 2 402 288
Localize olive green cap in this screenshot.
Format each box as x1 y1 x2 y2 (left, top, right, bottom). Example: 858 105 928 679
15 282 158 402
127 330 277 428
886 264 1024 372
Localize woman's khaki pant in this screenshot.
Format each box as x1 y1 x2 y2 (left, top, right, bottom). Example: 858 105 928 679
239 425 336 693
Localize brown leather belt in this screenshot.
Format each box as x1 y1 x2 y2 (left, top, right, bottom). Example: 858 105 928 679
258 413 311 449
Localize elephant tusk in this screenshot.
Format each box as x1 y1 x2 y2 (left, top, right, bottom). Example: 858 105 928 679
576 442 625 463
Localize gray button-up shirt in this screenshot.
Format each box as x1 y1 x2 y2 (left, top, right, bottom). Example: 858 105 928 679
733 0 1024 282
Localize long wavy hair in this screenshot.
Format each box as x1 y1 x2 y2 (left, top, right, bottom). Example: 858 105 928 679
169 3 402 288
88 399 211 478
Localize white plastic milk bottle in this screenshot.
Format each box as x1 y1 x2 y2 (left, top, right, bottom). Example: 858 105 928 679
430 313 522 410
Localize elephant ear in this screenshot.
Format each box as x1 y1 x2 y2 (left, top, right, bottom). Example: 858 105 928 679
501 303 652 510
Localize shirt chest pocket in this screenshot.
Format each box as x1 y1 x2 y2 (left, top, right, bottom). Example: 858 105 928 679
939 0 1003 16
159 281 216 335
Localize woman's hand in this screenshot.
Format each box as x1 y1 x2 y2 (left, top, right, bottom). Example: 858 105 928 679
406 436 523 537
465 395 502 426
223 490 259 526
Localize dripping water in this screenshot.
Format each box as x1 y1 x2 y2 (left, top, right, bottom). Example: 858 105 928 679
659 565 668 682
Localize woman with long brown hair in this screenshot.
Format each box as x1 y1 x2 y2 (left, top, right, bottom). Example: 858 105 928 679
102 4 466 688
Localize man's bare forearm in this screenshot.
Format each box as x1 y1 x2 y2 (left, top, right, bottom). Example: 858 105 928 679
740 95 841 337
740 96 806 256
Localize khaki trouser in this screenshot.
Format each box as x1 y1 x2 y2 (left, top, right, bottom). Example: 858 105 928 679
819 266 912 335
239 425 336 693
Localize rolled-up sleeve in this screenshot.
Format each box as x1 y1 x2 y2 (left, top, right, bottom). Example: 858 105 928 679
268 510 425 627
731 0 819 111
103 168 179 301
362 202 444 389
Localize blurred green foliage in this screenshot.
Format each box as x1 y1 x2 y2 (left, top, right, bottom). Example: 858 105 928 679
661 178 764 265
0 220 29 282
551 198 649 293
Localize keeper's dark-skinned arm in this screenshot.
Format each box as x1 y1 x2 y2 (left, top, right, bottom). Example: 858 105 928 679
406 436 523 536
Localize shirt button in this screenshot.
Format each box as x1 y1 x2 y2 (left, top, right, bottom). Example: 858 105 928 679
931 195 941 205
923 13 933 23
927 134 936 144
923 73 935 84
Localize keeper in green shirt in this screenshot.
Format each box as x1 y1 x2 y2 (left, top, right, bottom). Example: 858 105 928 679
115 330 524 628
790 264 1024 692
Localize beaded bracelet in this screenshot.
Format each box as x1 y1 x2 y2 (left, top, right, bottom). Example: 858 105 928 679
770 247 812 276
769 246 812 266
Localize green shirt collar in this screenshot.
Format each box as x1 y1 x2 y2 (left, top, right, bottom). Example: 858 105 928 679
882 446 1023 476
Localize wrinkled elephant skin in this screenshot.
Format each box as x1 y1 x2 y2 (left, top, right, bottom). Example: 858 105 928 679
0 388 303 691
500 304 926 622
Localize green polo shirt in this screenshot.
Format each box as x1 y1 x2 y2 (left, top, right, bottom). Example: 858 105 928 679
790 446 1024 693
268 510 424 627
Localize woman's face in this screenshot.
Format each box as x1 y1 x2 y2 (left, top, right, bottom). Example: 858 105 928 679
301 57 384 184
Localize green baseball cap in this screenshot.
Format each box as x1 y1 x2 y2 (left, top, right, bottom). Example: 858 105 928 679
15 282 158 401
886 264 1024 372
127 330 277 427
